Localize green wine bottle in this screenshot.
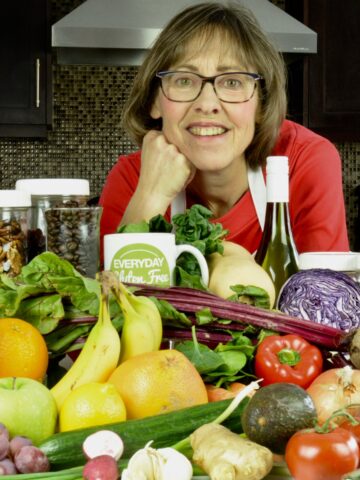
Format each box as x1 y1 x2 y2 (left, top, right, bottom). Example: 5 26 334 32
254 156 299 303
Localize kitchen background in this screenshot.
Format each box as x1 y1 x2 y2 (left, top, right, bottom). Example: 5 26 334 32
0 0 359 249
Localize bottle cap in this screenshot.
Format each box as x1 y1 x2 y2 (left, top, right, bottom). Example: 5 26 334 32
15 179 90 196
266 156 289 174
0 190 31 207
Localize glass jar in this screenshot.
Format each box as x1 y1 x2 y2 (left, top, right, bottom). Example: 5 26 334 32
15 179 90 261
44 206 102 278
0 190 31 276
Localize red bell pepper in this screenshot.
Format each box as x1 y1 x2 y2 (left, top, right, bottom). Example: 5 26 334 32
254 334 323 388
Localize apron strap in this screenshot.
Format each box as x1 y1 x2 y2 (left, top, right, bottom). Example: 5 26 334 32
170 167 266 232
247 166 266 231
170 190 186 221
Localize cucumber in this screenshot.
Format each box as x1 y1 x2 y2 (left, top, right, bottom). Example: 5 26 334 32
40 398 248 470
241 382 317 454
342 470 360 480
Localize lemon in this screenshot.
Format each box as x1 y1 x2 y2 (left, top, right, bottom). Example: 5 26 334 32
59 382 127 432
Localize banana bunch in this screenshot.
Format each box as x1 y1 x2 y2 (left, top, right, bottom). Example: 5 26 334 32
51 291 121 411
115 282 163 363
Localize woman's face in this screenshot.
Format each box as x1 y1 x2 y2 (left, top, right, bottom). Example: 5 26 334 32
150 33 260 172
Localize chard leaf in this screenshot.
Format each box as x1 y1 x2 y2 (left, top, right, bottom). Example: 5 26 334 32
19 252 100 315
0 283 47 317
16 294 64 334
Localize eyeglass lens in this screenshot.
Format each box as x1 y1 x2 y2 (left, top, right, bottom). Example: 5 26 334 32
159 72 259 102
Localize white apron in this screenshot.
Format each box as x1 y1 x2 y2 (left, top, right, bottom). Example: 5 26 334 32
171 166 266 231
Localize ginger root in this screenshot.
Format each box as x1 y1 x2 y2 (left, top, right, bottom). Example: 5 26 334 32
190 423 273 480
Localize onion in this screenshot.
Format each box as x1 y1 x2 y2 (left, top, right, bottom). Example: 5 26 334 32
307 366 360 424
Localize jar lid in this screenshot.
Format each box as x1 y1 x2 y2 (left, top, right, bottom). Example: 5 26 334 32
15 179 90 196
0 190 31 207
299 252 360 271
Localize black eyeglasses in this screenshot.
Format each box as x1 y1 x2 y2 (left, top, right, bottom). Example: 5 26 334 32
156 70 263 103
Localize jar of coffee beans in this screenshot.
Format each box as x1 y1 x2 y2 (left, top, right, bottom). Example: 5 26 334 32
0 190 31 276
15 179 90 261
45 206 102 278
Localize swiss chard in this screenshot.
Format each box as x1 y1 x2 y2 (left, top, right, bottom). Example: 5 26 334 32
0 252 100 334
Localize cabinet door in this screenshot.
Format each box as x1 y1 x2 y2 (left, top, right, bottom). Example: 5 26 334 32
304 0 360 141
0 0 52 136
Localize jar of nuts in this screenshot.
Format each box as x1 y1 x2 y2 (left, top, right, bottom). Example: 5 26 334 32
0 190 31 276
15 179 90 261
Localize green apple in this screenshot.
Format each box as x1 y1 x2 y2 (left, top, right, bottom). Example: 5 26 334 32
0 377 57 445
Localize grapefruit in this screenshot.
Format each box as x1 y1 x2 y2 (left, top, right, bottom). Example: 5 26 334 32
108 349 208 419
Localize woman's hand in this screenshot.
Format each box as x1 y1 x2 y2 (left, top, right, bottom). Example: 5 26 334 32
120 130 195 225
138 130 195 200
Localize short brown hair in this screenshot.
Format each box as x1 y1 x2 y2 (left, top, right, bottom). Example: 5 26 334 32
122 2 287 168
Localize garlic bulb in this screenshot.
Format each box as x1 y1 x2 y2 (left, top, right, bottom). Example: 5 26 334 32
122 442 193 480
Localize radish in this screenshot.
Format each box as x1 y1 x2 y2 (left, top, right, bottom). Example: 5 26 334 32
82 430 124 461
83 455 119 480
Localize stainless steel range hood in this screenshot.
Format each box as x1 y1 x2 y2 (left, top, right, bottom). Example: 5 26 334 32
52 0 317 66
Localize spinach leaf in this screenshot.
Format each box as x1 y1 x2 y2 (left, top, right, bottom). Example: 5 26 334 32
148 296 191 327
175 326 224 374
117 220 150 233
227 284 271 309
172 204 228 256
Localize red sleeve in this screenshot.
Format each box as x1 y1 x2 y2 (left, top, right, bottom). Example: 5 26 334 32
276 122 349 252
99 151 141 239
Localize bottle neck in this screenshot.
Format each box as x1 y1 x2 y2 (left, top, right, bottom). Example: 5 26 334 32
266 172 289 203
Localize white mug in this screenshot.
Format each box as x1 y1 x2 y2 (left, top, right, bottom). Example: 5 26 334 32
104 232 209 287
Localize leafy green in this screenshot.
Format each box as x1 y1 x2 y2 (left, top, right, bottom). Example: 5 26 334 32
116 204 228 289
0 252 100 334
227 284 271 309
175 326 256 386
172 204 228 256
175 326 225 374
148 296 192 327
117 220 150 233
15 294 65 334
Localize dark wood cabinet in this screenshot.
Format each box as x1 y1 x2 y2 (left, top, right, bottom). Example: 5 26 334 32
0 0 52 137
286 0 360 142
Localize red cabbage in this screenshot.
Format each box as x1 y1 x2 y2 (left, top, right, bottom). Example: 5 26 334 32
278 268 360 332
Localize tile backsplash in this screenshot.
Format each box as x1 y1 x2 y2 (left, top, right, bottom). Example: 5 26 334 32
0 0 359 249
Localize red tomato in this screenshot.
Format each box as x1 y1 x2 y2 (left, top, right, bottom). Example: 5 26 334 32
285 427 359 480
340 413 360 448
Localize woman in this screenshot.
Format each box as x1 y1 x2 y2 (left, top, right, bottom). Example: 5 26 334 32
99 2 349 254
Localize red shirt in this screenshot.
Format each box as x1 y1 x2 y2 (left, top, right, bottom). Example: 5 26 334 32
99 120 349 254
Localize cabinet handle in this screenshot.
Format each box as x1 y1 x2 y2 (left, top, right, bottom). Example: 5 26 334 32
35 58 40 108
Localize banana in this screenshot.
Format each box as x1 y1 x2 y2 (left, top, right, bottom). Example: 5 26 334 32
51 292 121 411
116 282 163 363
123 286 163 348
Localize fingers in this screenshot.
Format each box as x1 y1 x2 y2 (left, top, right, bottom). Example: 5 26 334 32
139 131 195 199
